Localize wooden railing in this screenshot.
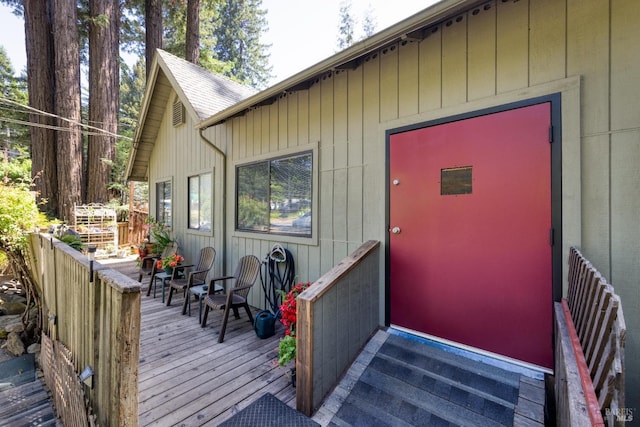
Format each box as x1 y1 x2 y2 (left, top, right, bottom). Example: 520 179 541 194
117 222 130 248
128 208 149 247
555 247 626 426
28 233 141 426
296 240 381 416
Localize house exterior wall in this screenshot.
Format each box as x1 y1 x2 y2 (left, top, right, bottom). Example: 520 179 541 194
151 0 638 407
149 92 225 278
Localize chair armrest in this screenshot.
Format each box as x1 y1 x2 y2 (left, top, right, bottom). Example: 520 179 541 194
169 264 192 279
207 276 235 294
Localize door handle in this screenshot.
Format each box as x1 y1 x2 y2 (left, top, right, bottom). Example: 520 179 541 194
391 227 401 234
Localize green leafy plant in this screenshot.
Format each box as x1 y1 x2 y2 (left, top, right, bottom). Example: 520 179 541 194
59 234 83 251
146 217 174 254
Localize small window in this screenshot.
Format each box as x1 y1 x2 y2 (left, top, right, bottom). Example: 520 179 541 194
236 151 312 236
156 180 172 227
188 172 212 231
441 166 472 195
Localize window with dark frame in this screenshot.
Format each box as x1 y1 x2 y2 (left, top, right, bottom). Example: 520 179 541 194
441 166 473 195
155 180 172 227
236 151 312 237
188 172 212 231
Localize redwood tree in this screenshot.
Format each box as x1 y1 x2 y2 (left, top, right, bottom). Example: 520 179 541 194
53 0 83 222
185 0 200 64
23 0 58 215
145 0 162 77
87 0 119 204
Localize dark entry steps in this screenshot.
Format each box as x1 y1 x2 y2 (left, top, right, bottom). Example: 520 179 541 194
316 330 546 427
0 378 59 426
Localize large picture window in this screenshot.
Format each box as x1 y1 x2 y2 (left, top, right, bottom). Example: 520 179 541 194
236 151 312 236
188 172 212 231
155 180 172 227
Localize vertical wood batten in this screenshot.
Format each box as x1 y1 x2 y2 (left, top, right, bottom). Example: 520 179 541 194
529 0 566 86
467 3 496 100
379 44 399 122
495 0 529 93
418 27 442 113
441 13 467 107
398 41 419 117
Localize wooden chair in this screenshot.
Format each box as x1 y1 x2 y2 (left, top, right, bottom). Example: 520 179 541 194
201 255 261 343
165 247 216 313
139 241 178 296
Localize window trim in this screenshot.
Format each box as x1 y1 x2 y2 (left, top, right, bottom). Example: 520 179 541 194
233 143 318 246
186 169 214 236
154 177 173 229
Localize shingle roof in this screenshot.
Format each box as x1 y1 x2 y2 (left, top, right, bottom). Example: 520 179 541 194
156 49 256 122
125 49 256 181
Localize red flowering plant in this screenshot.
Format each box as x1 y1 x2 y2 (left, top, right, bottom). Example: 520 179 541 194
156 253 184 270
277 282 311 367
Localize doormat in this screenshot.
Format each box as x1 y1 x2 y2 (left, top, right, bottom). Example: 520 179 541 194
219 393 319 427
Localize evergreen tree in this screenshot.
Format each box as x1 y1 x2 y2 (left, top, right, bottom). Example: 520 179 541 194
212 0 272 89
0 46 30 157
361 4 377 38
336 0 355 51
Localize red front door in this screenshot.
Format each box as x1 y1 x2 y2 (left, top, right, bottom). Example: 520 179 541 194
389 103 553 369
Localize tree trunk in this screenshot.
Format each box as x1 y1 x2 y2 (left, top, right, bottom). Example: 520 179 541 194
87 0 119 204
186 0 200 64
24 0 58 216
53 0 83 223
145 0 163 77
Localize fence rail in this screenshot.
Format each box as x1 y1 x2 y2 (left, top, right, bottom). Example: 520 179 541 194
555 246 626 426
28 233 141 426
296 240 381 416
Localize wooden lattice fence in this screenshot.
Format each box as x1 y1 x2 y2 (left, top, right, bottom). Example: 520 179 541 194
555 246 626 426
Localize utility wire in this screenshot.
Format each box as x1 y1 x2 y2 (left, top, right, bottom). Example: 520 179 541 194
0 95 132 140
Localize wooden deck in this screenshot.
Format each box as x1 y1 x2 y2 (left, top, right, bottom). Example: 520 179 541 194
110 257 547 426
109 258 295 426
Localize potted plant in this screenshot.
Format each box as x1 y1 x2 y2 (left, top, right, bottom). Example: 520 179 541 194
156 253 184 275
149 219 173 254
277 282 311 387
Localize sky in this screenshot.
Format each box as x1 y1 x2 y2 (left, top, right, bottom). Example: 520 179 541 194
0 0 439 86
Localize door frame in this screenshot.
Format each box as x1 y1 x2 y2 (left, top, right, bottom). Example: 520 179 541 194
384 94 563 333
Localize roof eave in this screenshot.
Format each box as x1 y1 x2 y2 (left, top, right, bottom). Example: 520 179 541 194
197 0 477 129
125 52 162 182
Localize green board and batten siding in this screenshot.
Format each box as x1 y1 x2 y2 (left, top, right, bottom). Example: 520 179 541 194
145 0 639 408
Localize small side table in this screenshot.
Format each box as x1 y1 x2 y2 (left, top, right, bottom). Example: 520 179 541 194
188 283 223 323
152 272 173 303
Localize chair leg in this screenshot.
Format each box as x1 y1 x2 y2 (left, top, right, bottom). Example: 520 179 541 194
201 305 209 327
146 273 155 296
218 305 232 343
181 290 190 315
166 287 173 306
243 303 254 324
232 307 240 319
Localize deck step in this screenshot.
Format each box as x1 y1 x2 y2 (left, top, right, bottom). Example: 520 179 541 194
328 333 528 426
0 378 59 426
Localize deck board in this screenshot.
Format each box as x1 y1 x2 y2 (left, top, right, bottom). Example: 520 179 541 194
107 258 294 426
